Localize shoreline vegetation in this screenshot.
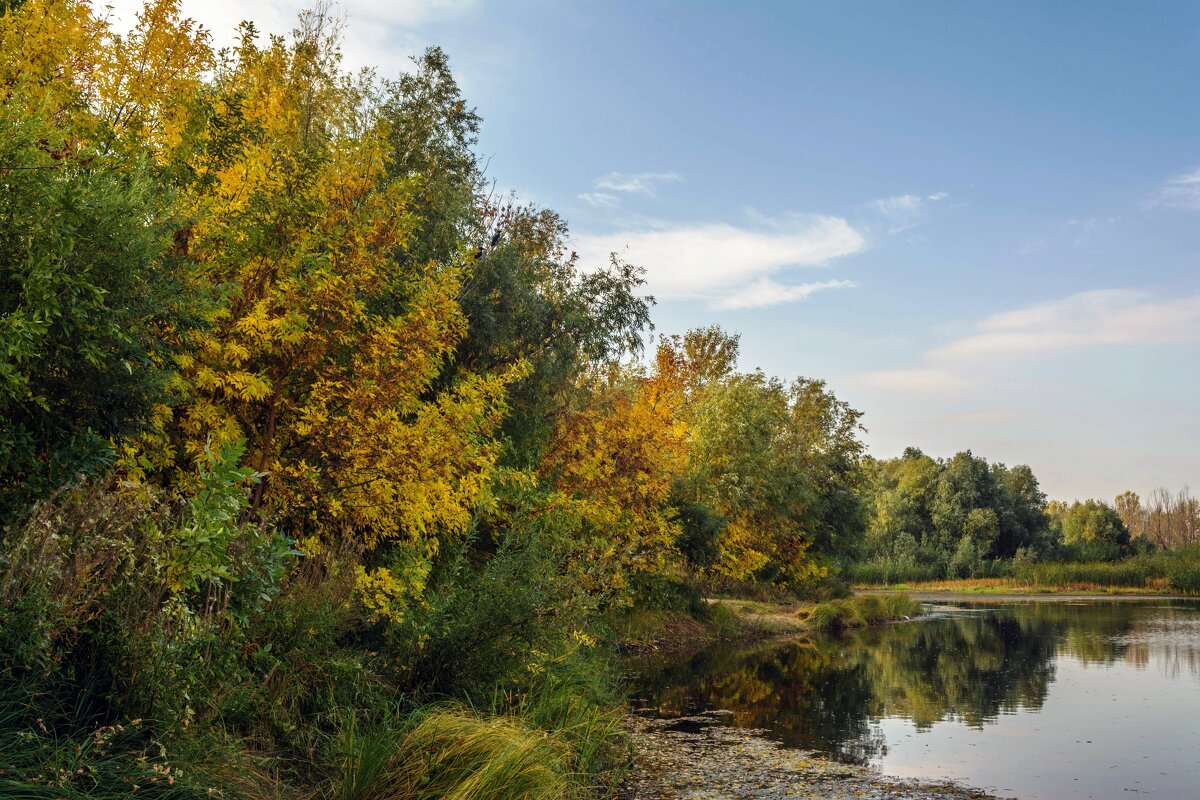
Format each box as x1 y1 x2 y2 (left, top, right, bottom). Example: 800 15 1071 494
2 3 1199 800
854 579 1193 596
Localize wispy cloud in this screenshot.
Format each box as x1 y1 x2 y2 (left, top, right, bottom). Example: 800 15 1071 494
857 289 1200 395
930 290 1200 361
1150 168 1200 211
574 214 865 309
858 368 970 395
594 171 681 197
868 192 948 234
713 278 855 311
577 191 619 208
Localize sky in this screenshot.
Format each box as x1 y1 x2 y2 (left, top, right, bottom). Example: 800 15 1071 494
104 0 1200 502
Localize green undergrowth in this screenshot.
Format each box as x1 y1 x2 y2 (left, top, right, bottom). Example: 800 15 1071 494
0 482 628 800
802 594 922 633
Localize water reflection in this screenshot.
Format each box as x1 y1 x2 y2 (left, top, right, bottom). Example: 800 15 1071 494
628 599 1200 764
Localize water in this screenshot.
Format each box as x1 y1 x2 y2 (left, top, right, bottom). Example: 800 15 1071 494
627 599 1200 799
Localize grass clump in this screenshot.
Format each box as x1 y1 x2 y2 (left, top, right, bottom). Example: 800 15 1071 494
802 594 921 633
329 707 575 800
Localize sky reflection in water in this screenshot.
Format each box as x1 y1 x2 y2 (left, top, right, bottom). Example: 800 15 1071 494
628 600 1200 800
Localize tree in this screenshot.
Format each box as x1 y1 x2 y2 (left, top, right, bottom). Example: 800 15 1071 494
452 204 653 468
1114 491 1144 541
0 0 211 518
678 366 865 589
930 451 997 554
1061 500 1130 561
536 355 688 602
992 463 1050 558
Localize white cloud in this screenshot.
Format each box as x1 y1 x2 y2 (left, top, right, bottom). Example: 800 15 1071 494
930 290 1200 361
573 214 865 307
869 192 946 234
856 289 1200 396
713 278 854 311
594 172 681 196
857 368 970 395
1151 168 1200 211
102 0 478 78
577 192 619 208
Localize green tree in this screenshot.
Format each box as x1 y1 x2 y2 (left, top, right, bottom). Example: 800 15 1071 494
930 451 998 554
1061 500 1131 561
0 106 197 518
453 205 652 467
991 462 1050 558
678 366 865 588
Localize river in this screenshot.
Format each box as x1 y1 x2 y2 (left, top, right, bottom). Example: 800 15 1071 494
627 598 1200 800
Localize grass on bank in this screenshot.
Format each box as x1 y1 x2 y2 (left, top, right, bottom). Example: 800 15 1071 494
848 548 1200 594
801 594 922 633
331 707 580 800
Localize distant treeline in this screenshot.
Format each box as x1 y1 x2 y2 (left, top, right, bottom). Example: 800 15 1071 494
857 446 1197 581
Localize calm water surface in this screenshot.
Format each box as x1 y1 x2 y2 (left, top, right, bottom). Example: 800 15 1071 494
628 600 1200 800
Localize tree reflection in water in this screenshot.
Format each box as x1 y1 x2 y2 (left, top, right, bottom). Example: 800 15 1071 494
627 600 1200 764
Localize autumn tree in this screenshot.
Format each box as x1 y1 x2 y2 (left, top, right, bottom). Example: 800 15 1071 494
536 348 688 601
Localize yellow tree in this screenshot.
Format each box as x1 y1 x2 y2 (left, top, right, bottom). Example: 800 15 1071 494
1 0 517 617
537 346 689 600
143 13 521 618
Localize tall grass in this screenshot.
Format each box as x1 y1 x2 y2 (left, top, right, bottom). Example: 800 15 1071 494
1011 547 1200 592
844 559 943 586
326 707 574 800
802 594 922 632
850 547 1200 594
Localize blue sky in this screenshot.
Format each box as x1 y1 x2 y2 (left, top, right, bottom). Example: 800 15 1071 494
110 1 1200 501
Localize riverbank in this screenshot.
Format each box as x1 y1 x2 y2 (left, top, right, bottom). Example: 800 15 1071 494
619 711 1005 800
611 600 812 653
854 577 1191 597
613 595 932 653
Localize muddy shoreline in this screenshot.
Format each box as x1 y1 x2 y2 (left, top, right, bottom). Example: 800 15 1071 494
618 711 1007 800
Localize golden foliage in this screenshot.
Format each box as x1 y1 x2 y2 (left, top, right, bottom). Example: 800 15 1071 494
538 356 689 599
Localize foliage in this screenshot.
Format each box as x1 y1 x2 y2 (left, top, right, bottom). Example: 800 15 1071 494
0 102 195 519
1054 499 1131 562
674 341 866 591
860 448 1056 576
537 359 688 602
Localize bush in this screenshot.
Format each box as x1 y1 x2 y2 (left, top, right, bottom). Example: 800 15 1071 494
389 516 595 696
